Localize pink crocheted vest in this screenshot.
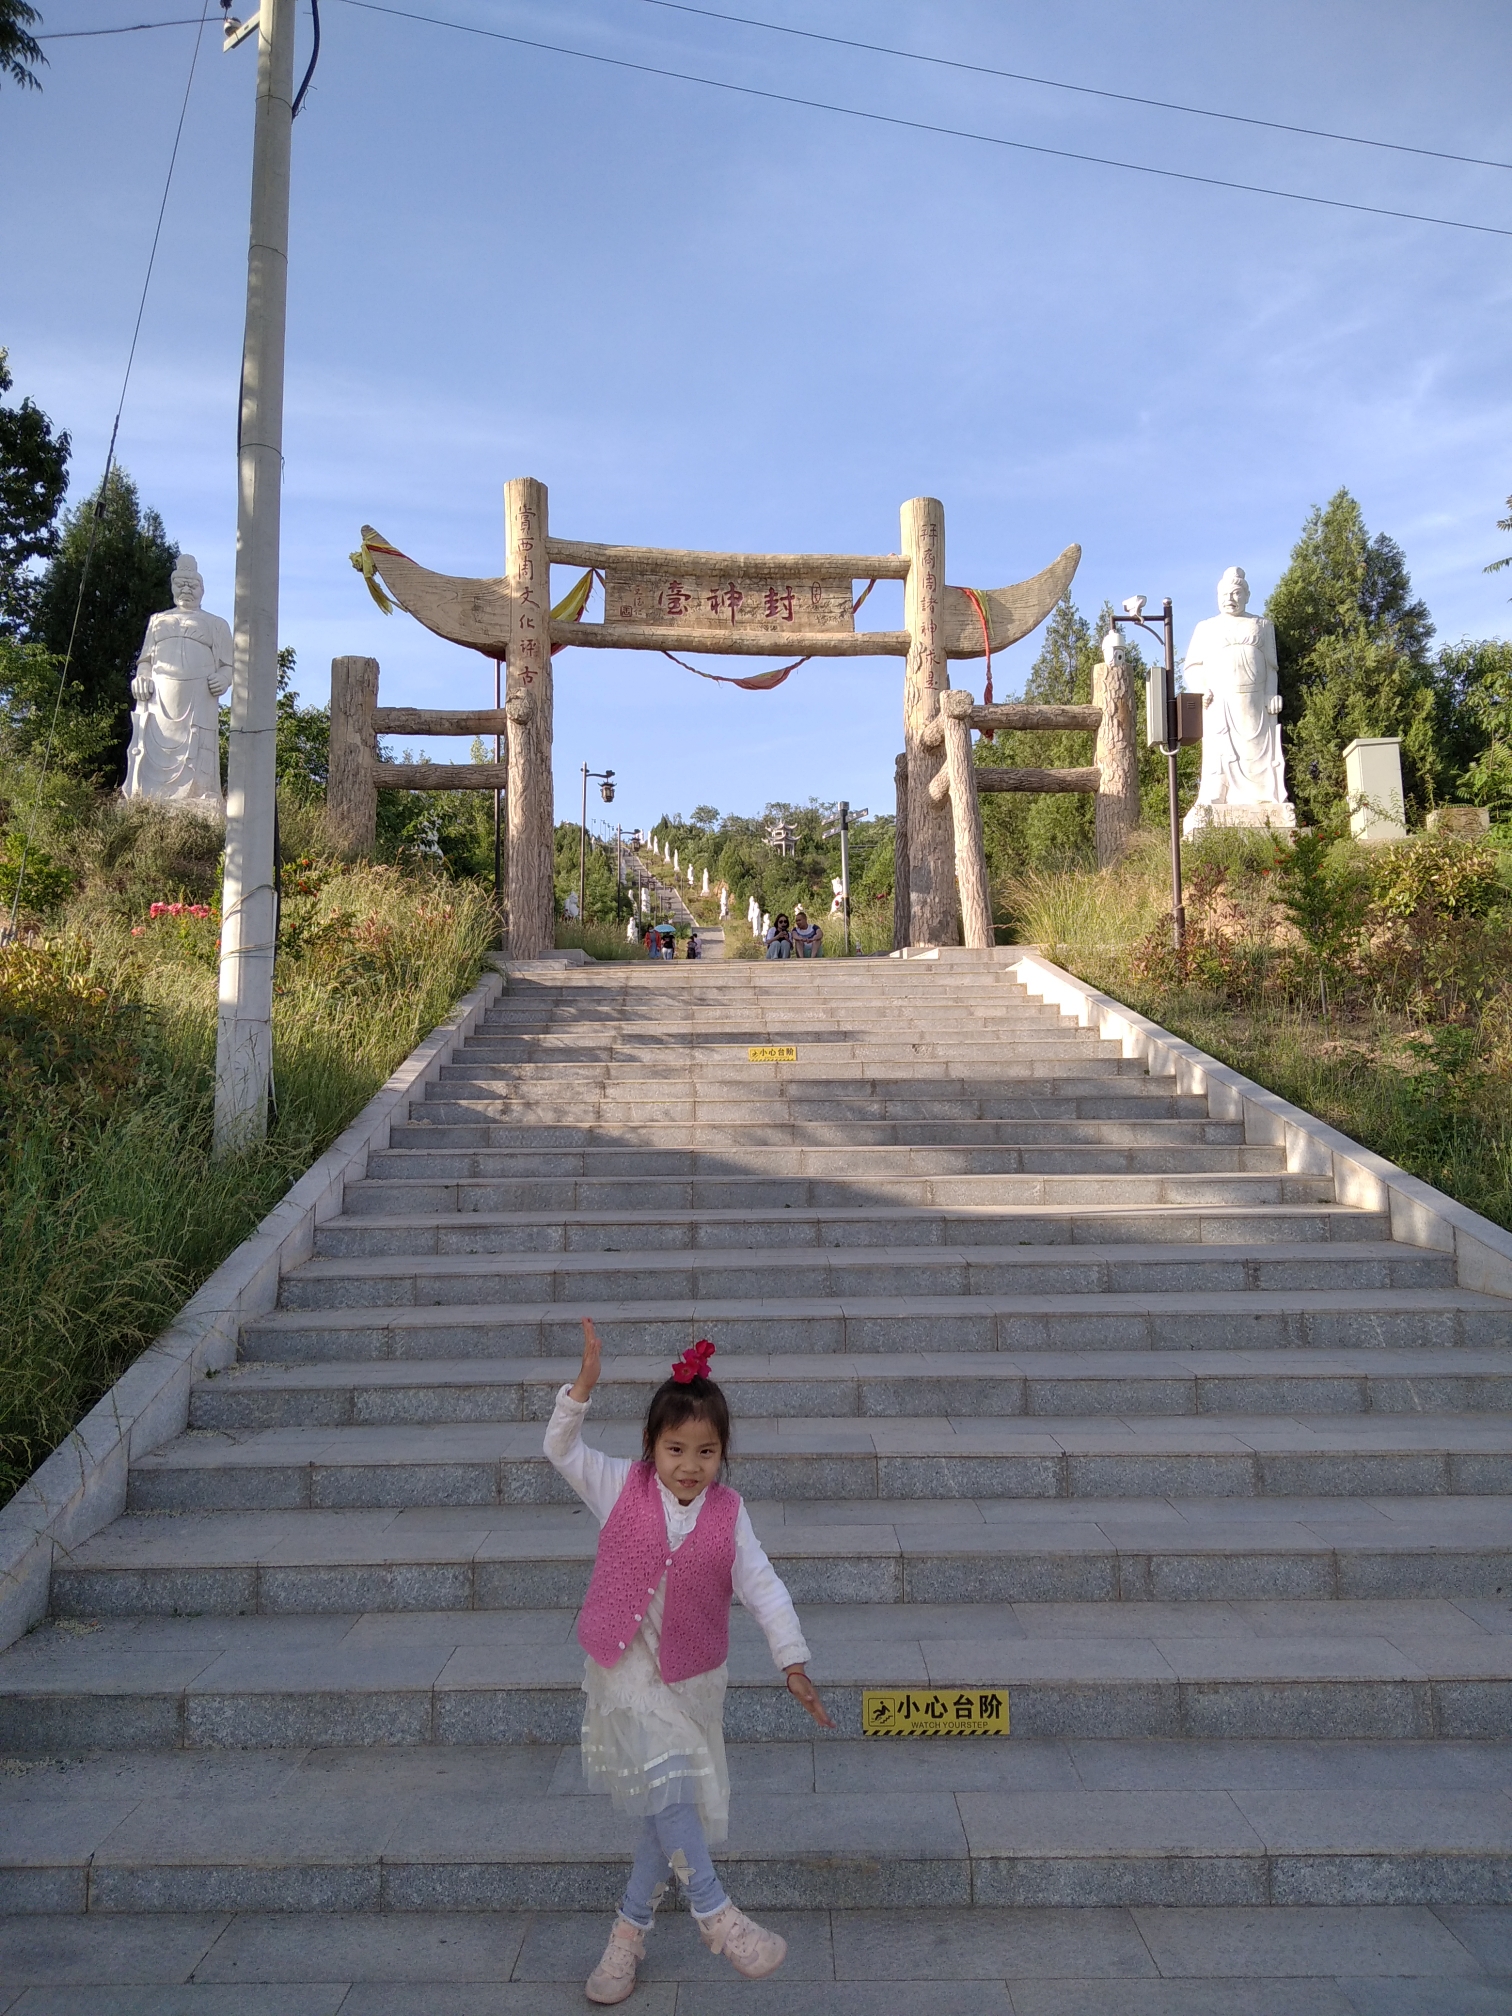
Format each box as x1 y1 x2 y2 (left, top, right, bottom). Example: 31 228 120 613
578 1460 741 1684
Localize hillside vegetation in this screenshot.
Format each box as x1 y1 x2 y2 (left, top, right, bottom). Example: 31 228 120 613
0 782 494 1497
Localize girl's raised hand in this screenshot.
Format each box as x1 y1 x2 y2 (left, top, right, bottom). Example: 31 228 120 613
570 1317 603 1402
785 1666 835 1729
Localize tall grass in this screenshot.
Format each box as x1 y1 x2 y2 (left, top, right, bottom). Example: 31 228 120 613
1 859 495 1499
1003 830 1512 1234
554 919 647 962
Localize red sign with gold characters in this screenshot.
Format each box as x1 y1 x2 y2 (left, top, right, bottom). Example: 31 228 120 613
862 1689 1009 1737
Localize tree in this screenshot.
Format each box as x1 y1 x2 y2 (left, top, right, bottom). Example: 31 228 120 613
1489 493 1512 585
1436 638 1512 810
0 349 70 636
0 0 44 91
976 592 1099 877
1266 489 1440 822
275 649 330 798
29 466 177 784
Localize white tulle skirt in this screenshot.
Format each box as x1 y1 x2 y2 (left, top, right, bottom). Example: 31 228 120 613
580 1633 731 1844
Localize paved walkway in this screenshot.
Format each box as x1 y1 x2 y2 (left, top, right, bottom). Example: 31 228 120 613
2 1896 1509 2011
3 959 1512 2001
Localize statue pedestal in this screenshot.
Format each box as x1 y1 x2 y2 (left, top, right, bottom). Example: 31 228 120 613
1183 800 1297 840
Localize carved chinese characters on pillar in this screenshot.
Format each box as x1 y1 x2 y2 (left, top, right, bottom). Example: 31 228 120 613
602 570 855 634
510 495 547 691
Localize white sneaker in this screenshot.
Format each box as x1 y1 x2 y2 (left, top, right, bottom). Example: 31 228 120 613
694 1900 788 1979
585 1914 646 2004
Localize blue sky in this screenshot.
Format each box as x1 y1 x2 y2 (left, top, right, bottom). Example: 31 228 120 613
4 0 1510 837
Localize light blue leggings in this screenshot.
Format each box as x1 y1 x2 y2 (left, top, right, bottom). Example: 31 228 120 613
619 1804 730 1926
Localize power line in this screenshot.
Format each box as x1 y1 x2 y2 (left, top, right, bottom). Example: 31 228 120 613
338 0 1512 240
55 6 1512 179
627 0 1512 176
8 1 214 937
37 17 205 35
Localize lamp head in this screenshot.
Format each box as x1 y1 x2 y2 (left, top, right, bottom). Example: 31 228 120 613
599 772 616 804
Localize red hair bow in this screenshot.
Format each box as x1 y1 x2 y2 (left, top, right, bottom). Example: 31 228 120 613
672 1338 715 1383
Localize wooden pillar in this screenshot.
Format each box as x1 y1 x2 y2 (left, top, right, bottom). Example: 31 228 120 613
940 689 992 949
327 655 378 854
902 496 957 944
1094 643 1139 868
504 476 554 958
892 751 910 950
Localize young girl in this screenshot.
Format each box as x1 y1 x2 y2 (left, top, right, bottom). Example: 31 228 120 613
545 1318 832 2004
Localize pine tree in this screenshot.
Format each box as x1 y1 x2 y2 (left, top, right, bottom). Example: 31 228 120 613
1266 489 1440 822
0 349 70 636
29 466 177 784
976 592 1100 876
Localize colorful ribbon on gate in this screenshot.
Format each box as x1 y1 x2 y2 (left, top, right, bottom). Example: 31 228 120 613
667 579 878 693
959 586 994 738
349 532 402 615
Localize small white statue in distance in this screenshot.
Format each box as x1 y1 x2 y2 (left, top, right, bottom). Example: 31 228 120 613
123 555 232 816
1182 566 1295 837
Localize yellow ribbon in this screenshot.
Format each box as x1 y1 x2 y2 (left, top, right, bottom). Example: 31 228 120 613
349 532 396 615
550 569 595 625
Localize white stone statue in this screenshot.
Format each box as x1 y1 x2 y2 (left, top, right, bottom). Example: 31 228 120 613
702 867 710 896
123 556 232 816
719 885 728 919
1182 566 1294 837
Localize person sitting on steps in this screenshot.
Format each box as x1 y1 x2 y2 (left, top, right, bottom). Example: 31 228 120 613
763 913 793 959
791 908 823 959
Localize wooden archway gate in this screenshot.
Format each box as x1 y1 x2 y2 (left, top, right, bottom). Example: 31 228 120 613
342 474 1116 957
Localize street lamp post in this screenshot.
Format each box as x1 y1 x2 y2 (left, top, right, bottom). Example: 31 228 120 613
822 801 868 955
1112 596 1199 952
579 765 615 925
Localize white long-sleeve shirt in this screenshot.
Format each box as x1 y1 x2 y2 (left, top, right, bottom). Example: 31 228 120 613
544 1385 810 1673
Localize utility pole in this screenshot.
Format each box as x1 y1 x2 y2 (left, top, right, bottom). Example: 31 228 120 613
215 0 294 1151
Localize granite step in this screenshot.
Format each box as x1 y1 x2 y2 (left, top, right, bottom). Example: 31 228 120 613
239 1286 1503 1361
361 1146 1288 1184
189 1347 1512 1431
437 1070 1160 1097
389 1119 1248 1151
8 1600 1512 1759
424 1090 1216 1122
314 1203 1393 1258
123 1413 1512 1513
7 1732 1512 1912
273 1241 1457 1313
440 1062 1153 1089
339 1173 1337 1217
44 1497 1512 1618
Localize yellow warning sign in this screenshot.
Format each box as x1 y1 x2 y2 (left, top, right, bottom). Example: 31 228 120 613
747 1045 797 1063
862 1689 1009 1738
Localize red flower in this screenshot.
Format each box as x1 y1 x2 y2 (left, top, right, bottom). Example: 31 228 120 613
671 1338 716 1383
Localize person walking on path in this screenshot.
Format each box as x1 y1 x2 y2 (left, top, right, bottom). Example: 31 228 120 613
546 1319 833 2003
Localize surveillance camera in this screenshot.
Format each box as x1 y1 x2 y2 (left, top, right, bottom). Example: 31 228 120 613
1122 596 1147 618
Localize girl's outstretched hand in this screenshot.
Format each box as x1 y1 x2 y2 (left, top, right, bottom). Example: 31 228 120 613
570 1317 603 1402
785 1666 835 1729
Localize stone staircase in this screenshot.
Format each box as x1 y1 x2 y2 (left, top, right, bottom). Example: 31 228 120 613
5 959 1512 1917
